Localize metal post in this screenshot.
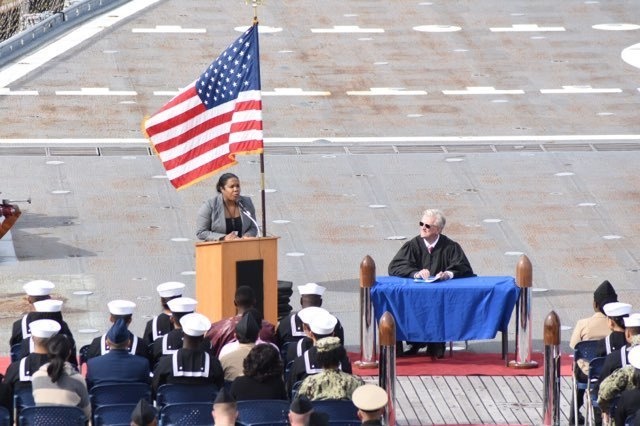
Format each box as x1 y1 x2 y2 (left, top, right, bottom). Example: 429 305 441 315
355 255 378 368
543 311 561 426
379 312 396 426
509 254 538 368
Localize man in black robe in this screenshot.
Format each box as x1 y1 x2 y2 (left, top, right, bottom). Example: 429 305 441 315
388 208 474 358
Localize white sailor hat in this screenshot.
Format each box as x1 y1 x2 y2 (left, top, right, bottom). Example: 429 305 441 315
167 297 197 313
603 302 632 318
629 346 640 369
107 300 136 316
156 281 185 298
624 313 640 328
309 311 338 335
23 280 55 296
33 299 63 313
180 313 211 337
297 306 328 325
298 283 326 296
352 384 388 412
29 319 61 338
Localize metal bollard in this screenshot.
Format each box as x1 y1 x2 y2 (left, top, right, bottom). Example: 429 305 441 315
509 255 538 368
379 311 396 426
542 311 561 426
355 255 378 368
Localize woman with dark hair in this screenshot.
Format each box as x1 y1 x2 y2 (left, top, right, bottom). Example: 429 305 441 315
196 173 258 241
31 334 91 418
230 344 287 400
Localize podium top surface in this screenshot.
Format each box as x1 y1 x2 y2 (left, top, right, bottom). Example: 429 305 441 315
195 236 280 247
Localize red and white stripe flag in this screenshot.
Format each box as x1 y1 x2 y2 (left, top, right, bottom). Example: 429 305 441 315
144 25 263 190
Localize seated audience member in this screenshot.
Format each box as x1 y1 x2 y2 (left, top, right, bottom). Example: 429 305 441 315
143 281 185 344
86 299 149 360
151 297 211 366
352 383 388 425
152 313 224 393
285 306 325 366
388 208 475 359
219 308 278 358
31 334 91 419
206 286 276 356
131 398 158 426
595 314 640 400
288 311 351 395
230 344 287 400
297 336 363 401
288 396 314 426
3 319 60 401
570 279 618 425
211 388 239 426
10 280 55 346
18 300 77 365
616 385 640 426
86 318 151 389
276 283 344 347
220 312 260 382
598 345 640 423
598 302 632 356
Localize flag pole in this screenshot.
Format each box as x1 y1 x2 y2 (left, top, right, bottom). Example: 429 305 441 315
246 0 266 236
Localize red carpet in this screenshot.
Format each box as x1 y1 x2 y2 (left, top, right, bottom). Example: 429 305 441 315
350 351 572 377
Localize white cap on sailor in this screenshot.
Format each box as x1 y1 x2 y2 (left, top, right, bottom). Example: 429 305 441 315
23 280 55 296
603 302 632 317
29 319 61 338
33 299 63 313
629 345 640 369
298 283 326 296
156 281 185 298
180 313 211 337
624 313 640 328
309 311 338 335
107 300 136 316
167 297 198 313
297 306 328 325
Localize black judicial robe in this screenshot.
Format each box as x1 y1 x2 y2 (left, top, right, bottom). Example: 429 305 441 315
388 234 474 279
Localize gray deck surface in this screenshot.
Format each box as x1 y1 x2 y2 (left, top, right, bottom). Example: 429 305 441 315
1 0 639 424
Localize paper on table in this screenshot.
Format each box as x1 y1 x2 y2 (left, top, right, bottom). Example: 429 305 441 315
414 276 440 283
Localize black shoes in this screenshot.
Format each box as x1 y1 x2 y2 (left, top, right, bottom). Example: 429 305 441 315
426 342 446 359
568 412 585 425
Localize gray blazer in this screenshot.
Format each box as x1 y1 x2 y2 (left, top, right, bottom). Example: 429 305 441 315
195 194 258 241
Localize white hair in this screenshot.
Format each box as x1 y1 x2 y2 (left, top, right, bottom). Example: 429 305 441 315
422 209 446 229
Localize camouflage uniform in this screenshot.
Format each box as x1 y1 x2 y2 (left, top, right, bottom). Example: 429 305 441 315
297 368 364 401
597 364 636 412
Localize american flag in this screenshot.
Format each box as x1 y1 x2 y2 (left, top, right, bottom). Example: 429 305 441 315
144 25 263 190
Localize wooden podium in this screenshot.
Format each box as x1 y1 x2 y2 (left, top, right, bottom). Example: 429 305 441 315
195 237 278 325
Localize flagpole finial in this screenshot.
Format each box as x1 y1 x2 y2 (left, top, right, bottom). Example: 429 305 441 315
244 0 263 24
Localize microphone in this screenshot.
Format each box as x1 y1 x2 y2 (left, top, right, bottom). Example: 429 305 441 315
237 200 262 237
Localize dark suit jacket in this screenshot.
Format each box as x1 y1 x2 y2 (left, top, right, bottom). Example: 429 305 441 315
86 349 151 390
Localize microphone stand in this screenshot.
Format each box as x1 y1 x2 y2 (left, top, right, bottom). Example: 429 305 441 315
238 201 263 237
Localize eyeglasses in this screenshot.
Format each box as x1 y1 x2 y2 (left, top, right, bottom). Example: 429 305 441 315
419 222 433 229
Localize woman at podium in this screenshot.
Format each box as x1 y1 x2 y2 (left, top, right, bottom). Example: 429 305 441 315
196 173 258 241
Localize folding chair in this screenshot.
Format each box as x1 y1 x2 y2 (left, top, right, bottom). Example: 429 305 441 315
572 340 601 425
89 382 151 410
312 399 359 421
0 406 9 426
13 386 35 422
236 400 289 425
159 402 213 426
93 403 137 426
18 406 86 426
10 344 22 363
585 356 606 426
156 383 218 408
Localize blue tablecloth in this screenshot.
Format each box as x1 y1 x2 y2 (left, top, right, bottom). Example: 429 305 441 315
370 276 520 342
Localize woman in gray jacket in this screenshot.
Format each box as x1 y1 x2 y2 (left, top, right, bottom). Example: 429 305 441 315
196 173 258 241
